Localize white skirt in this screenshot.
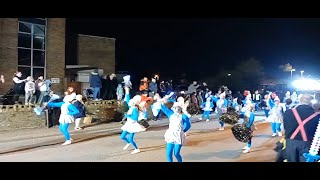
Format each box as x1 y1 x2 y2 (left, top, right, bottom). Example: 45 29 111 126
164 129 186 145
121 118 146 133
203 107 213 111
266 114 283 123
59 114 74 124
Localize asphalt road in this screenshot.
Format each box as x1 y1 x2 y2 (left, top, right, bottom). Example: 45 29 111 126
0 115 280 162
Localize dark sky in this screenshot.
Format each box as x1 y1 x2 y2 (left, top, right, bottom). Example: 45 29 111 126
66 18 320 79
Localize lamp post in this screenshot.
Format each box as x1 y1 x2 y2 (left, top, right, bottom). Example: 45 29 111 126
290 69 296 81
300 70 304 78
227 74 231 86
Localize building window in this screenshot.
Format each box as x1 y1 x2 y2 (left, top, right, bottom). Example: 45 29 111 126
18 19 46 79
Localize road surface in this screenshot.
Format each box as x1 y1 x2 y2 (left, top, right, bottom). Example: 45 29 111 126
0 115 280 162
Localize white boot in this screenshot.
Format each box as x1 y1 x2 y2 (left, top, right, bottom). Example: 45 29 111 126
242 146 248 150
278 132 282 137
75 118 81 130
272 133 277 137
61 140 72 145
123 143 131 150
243 147 250 153
131 149 141 154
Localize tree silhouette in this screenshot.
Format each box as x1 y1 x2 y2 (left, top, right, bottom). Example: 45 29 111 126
279 63 293 72
203 58 264 92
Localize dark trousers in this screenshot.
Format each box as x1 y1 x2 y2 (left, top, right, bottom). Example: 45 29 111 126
46 108 61 128
107 90 115 100
286 139 311 162
35 90 40 102
12 94 20 104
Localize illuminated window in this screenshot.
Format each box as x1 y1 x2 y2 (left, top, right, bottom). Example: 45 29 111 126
17 19 46 79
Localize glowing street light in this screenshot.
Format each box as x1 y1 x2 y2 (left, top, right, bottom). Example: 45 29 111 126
228 73 231 76
300 70 304 78
290 69 296 81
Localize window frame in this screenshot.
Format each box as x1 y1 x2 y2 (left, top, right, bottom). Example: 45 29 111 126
17 19 47 79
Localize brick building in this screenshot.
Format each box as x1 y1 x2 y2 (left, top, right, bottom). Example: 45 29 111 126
78 34 115 76
0 18 116 96
0 18 66 95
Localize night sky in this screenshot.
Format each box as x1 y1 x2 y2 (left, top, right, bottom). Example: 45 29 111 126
66 18 320 79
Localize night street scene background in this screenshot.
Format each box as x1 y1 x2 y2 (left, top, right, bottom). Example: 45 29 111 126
67 18 320 92
2 17 320 163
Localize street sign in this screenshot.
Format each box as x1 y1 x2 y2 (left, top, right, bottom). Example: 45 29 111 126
51 78 60 84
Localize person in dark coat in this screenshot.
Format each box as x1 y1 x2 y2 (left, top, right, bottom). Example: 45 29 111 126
105 73 118 100
72 95 86 130
283 94 320 162
234 91 244 106
89 70 102 100
12 71 26 104
100 75 108 100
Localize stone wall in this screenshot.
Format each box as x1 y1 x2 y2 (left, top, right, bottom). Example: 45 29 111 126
0 100 123 131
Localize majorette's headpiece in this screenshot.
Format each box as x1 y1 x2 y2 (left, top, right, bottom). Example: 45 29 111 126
128 95 141 107
123 75 130 81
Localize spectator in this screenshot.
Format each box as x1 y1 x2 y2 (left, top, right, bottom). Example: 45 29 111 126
283 94 320 162
284 98 293 112
159 80 166 97
166 80 173 93
24 76 35 105
12 71 26 104
187 81 199 94
72 95 86 130
253 90 261 111
37 76 48 105
106 73 118 100
148 78 158 97
34 76 43 102
100 75 108 100
89 69 102 100
116 84 124 101
139 77 148 92
44 78 52 93
234 91 243 106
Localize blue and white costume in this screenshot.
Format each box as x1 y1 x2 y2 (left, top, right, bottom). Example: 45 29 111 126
266 96 284 137
199 97 214 121
121 91 146 154
240 104 255 153
232 98 239 112
216 92 228 130
48 94 79 145
159 102 191 162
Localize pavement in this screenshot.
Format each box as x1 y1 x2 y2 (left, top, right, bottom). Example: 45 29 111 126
0 110 267 156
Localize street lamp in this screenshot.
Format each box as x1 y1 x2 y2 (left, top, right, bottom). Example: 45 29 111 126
290 69 296 81
300 70 304 78
227 74 231 86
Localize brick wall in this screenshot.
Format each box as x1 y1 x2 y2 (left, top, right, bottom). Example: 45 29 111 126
0 18 66 96
0 18 18 95
78 35 115 75
46 18 66 95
